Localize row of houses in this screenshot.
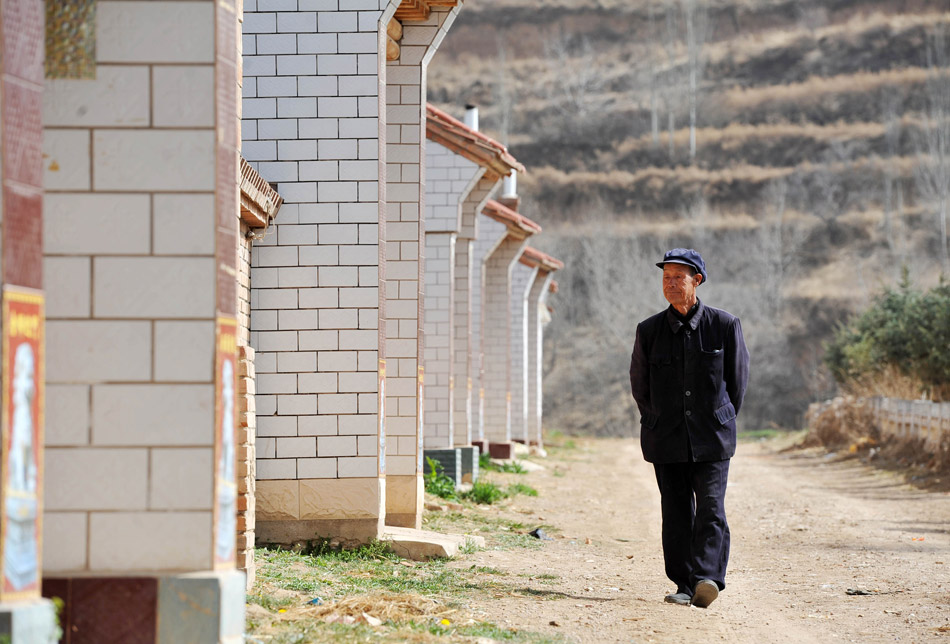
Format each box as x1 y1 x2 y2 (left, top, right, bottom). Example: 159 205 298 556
0 0 563 642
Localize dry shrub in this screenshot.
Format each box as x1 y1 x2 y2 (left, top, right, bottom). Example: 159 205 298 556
283 591 464 627
803 396 880 449
838 365 928 401
708 11 950 70
722 68 928 113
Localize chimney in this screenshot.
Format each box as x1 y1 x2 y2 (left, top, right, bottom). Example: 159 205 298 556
464 103 478 131
499 171 520 212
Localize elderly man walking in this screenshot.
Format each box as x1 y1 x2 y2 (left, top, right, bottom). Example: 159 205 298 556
629 248 750 608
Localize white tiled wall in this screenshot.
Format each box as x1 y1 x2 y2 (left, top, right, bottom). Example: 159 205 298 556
526 270 554 446
510 261 538 443
480 232 527 444
453 176 498 445
244 0 399 488
422 140 484 448
471 214 508 442
41 0 228 574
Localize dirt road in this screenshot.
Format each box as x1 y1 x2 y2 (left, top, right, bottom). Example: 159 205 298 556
452 438 950 643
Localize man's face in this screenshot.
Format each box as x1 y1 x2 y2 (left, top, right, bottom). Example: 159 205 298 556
662 263 702 309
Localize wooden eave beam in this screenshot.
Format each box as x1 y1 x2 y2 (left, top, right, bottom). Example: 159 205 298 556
395 0 430 21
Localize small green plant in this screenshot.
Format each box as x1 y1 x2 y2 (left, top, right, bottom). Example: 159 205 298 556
507 482 538 497
462 479 507 504
496 460 528 474
424 457 460 500
307 538 393 561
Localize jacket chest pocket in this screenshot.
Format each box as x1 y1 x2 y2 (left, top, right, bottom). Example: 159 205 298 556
699 347 724 389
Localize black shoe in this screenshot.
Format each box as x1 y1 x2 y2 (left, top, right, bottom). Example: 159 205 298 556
663 591 691 605
691 579 719 608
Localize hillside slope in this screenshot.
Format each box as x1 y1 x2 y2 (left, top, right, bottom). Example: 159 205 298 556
428 0 950 433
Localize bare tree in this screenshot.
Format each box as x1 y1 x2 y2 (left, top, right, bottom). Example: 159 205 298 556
542 27 603 120
756 177 807 319
648 3 661 149
681 0 710 163
881 89 906 270
494 33 514 146
661 1 680 161
914 25 950 273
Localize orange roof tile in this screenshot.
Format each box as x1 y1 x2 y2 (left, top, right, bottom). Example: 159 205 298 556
482 199 541 239
519 246 564 272
426 103 525 181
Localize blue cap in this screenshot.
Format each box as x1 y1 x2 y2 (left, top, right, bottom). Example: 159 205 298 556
656 248 707 284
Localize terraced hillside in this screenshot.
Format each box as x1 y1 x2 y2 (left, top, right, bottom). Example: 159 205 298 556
428 0 950 433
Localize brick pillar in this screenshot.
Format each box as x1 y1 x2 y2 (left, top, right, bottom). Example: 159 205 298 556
422 232 455 447
423 141 490 450
0 0 58 638
470 215 508 445
384 6 461 529
41 1 245 639
481 236 527 448
510 261 539 444
526 270 554 447
452 175 496 448
243 1 402 544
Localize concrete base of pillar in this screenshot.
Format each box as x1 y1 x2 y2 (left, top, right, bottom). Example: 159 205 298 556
472 440 488 456
488 441 514 459
423 448 462 486
385 474 422 529
43 570 245 644
458 445 479 483
257 518 383 547
381 526 486 561
0 597 58 644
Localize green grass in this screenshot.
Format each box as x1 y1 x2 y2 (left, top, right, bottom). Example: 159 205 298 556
738 428 785 441
247 542 561 643
482 458 528 474
507 482 538 497
463 479 507 504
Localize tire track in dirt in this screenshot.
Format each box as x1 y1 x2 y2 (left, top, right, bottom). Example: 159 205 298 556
456 438 950 643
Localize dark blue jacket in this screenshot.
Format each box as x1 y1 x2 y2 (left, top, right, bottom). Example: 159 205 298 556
629 300 750 464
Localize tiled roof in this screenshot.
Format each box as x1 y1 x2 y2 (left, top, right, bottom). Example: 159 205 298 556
482 199 541 238
426 103 525 180
519 246 564 272
240 157 282 229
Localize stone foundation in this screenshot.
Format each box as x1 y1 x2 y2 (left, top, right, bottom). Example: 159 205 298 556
42 570 245 644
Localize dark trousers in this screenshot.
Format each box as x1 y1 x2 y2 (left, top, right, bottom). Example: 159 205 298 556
653 458 731 593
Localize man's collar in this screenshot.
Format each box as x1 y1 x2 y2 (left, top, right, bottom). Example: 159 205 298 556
666 299 704 333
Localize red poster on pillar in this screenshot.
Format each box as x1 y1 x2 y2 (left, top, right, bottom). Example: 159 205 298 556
0 287 43 599
214 317 238 569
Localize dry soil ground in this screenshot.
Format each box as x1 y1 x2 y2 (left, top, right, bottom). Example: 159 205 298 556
450 437 950 643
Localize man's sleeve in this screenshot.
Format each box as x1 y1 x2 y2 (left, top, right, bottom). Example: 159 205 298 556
724 317 750 415
629 323 651 415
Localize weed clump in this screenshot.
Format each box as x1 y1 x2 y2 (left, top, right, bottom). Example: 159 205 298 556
463 480 507 505
424 457 460 501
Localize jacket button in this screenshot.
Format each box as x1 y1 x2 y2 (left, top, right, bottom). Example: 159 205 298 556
685 410 692 417
685 390 691 397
